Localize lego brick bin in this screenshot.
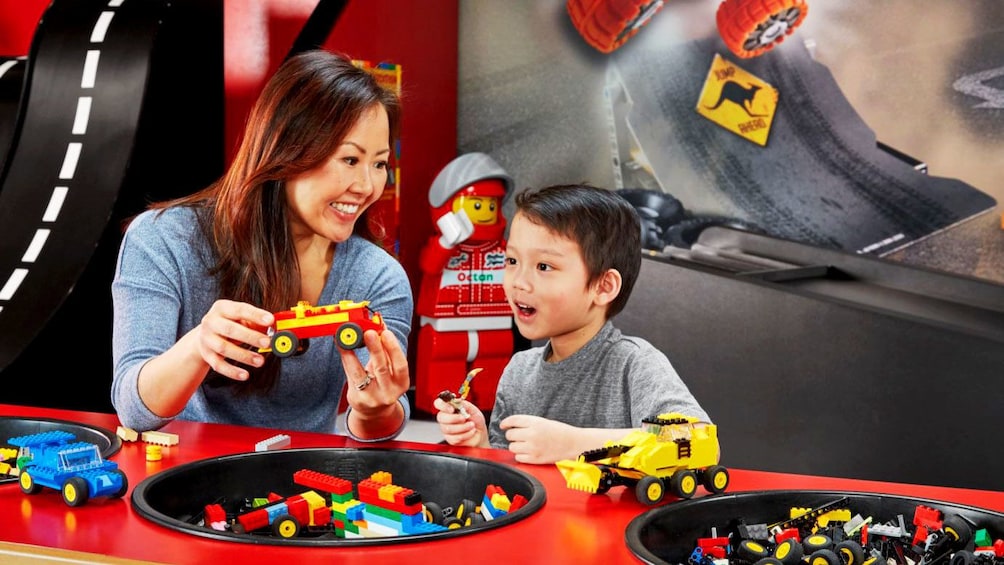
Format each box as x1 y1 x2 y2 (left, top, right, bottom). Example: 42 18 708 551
131 447 545 545
625 490 1004 565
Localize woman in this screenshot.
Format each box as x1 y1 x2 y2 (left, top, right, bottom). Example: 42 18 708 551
111 50 411 440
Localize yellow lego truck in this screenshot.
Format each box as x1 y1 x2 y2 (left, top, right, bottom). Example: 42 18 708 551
555 413 728 505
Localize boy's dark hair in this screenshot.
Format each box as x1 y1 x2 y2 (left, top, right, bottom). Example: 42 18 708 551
513 184 641 318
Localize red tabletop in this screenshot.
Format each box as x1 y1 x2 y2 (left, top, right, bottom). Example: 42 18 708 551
3 403 1004 565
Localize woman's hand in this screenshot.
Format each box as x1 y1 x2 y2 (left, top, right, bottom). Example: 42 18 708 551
195 299 274 381
137 299 274 418
342 329 409 439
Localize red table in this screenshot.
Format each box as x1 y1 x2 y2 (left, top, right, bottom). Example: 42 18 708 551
3 403 1004 565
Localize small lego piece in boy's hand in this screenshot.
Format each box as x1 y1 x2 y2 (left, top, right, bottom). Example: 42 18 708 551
438 367 484 418
438 390 468 417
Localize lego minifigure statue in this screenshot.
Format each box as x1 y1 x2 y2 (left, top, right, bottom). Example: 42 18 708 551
415 153 514 414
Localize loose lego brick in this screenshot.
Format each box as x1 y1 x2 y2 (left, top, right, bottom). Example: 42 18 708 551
116 426 139 442
141 430 179 446
254 433 291 452
293 468 353 495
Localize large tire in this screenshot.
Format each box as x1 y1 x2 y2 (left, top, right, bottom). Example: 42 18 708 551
62 477 90 507
271 330 299 358
423 501 445 525
803 534 834 553
566 0 666 54
835 540 866 565
635 475 666 505
702 465 730 494
19 471 41 495
716 0 808 59
774 538 804 565
807 549 841 565
336 322 363 350
942 514 974 548
272 514 300 538
737 540 772 562
670 469 698 499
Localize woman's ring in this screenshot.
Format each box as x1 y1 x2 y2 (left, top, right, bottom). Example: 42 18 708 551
356 372 373 391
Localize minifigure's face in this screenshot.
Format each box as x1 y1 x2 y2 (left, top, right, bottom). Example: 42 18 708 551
286 104 390 245
452 194 499 225
503 212 607 361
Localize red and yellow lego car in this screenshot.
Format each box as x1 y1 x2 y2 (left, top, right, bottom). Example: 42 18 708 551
260 300 386 358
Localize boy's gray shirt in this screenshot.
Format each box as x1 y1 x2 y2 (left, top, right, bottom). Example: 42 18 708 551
488 321 710 449
111 206 413 434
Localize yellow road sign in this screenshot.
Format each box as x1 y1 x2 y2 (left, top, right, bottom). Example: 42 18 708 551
696 53 778 146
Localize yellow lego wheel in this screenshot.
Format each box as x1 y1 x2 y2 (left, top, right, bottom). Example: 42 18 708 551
62 477 90 507
670 469 698 499
19 470 41 494
271 331 299 358
336 322 363 350
636 475 666 505
272 514 300 538
702 465 730 494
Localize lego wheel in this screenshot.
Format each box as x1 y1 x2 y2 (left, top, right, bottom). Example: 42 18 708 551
807 549 841 565
455 498 479 525
943 514 974 547
701 465 729 494
566 0 666 54
272 514 300 538
19 470 41 494
112 470 129 498
669 469 698 499
271 330 299 358
336 322 363 350
803 534 833 552
737 539 772 562
635 476 666 505
423 501 445 525
774 538 804 565
834 541 865 565
62 476 90 507
716 0 808 59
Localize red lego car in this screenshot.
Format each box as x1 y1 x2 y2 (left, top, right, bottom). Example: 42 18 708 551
260 300 386 358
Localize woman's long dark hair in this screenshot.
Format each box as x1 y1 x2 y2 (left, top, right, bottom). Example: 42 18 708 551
152 50 401 393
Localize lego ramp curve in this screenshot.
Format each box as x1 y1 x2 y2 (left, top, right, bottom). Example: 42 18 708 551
0 0 224 403
609 35 997 255
0 1 164 371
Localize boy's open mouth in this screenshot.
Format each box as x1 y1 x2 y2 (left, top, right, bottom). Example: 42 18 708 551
515 302 536 316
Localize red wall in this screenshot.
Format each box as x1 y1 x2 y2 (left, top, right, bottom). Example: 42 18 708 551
1 0 455 346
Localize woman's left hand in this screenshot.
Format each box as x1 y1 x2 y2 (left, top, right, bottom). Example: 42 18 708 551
340 329 409 438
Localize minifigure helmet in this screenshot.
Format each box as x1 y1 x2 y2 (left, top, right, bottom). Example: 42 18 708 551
428 152 513 208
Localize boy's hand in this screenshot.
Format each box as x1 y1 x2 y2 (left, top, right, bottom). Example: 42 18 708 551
499 415 581 464
433 395 487 448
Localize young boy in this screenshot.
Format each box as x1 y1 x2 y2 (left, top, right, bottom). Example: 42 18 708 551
434 184 712 464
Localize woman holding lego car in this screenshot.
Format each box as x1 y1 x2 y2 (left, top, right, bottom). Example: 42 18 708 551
111 50 412 440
